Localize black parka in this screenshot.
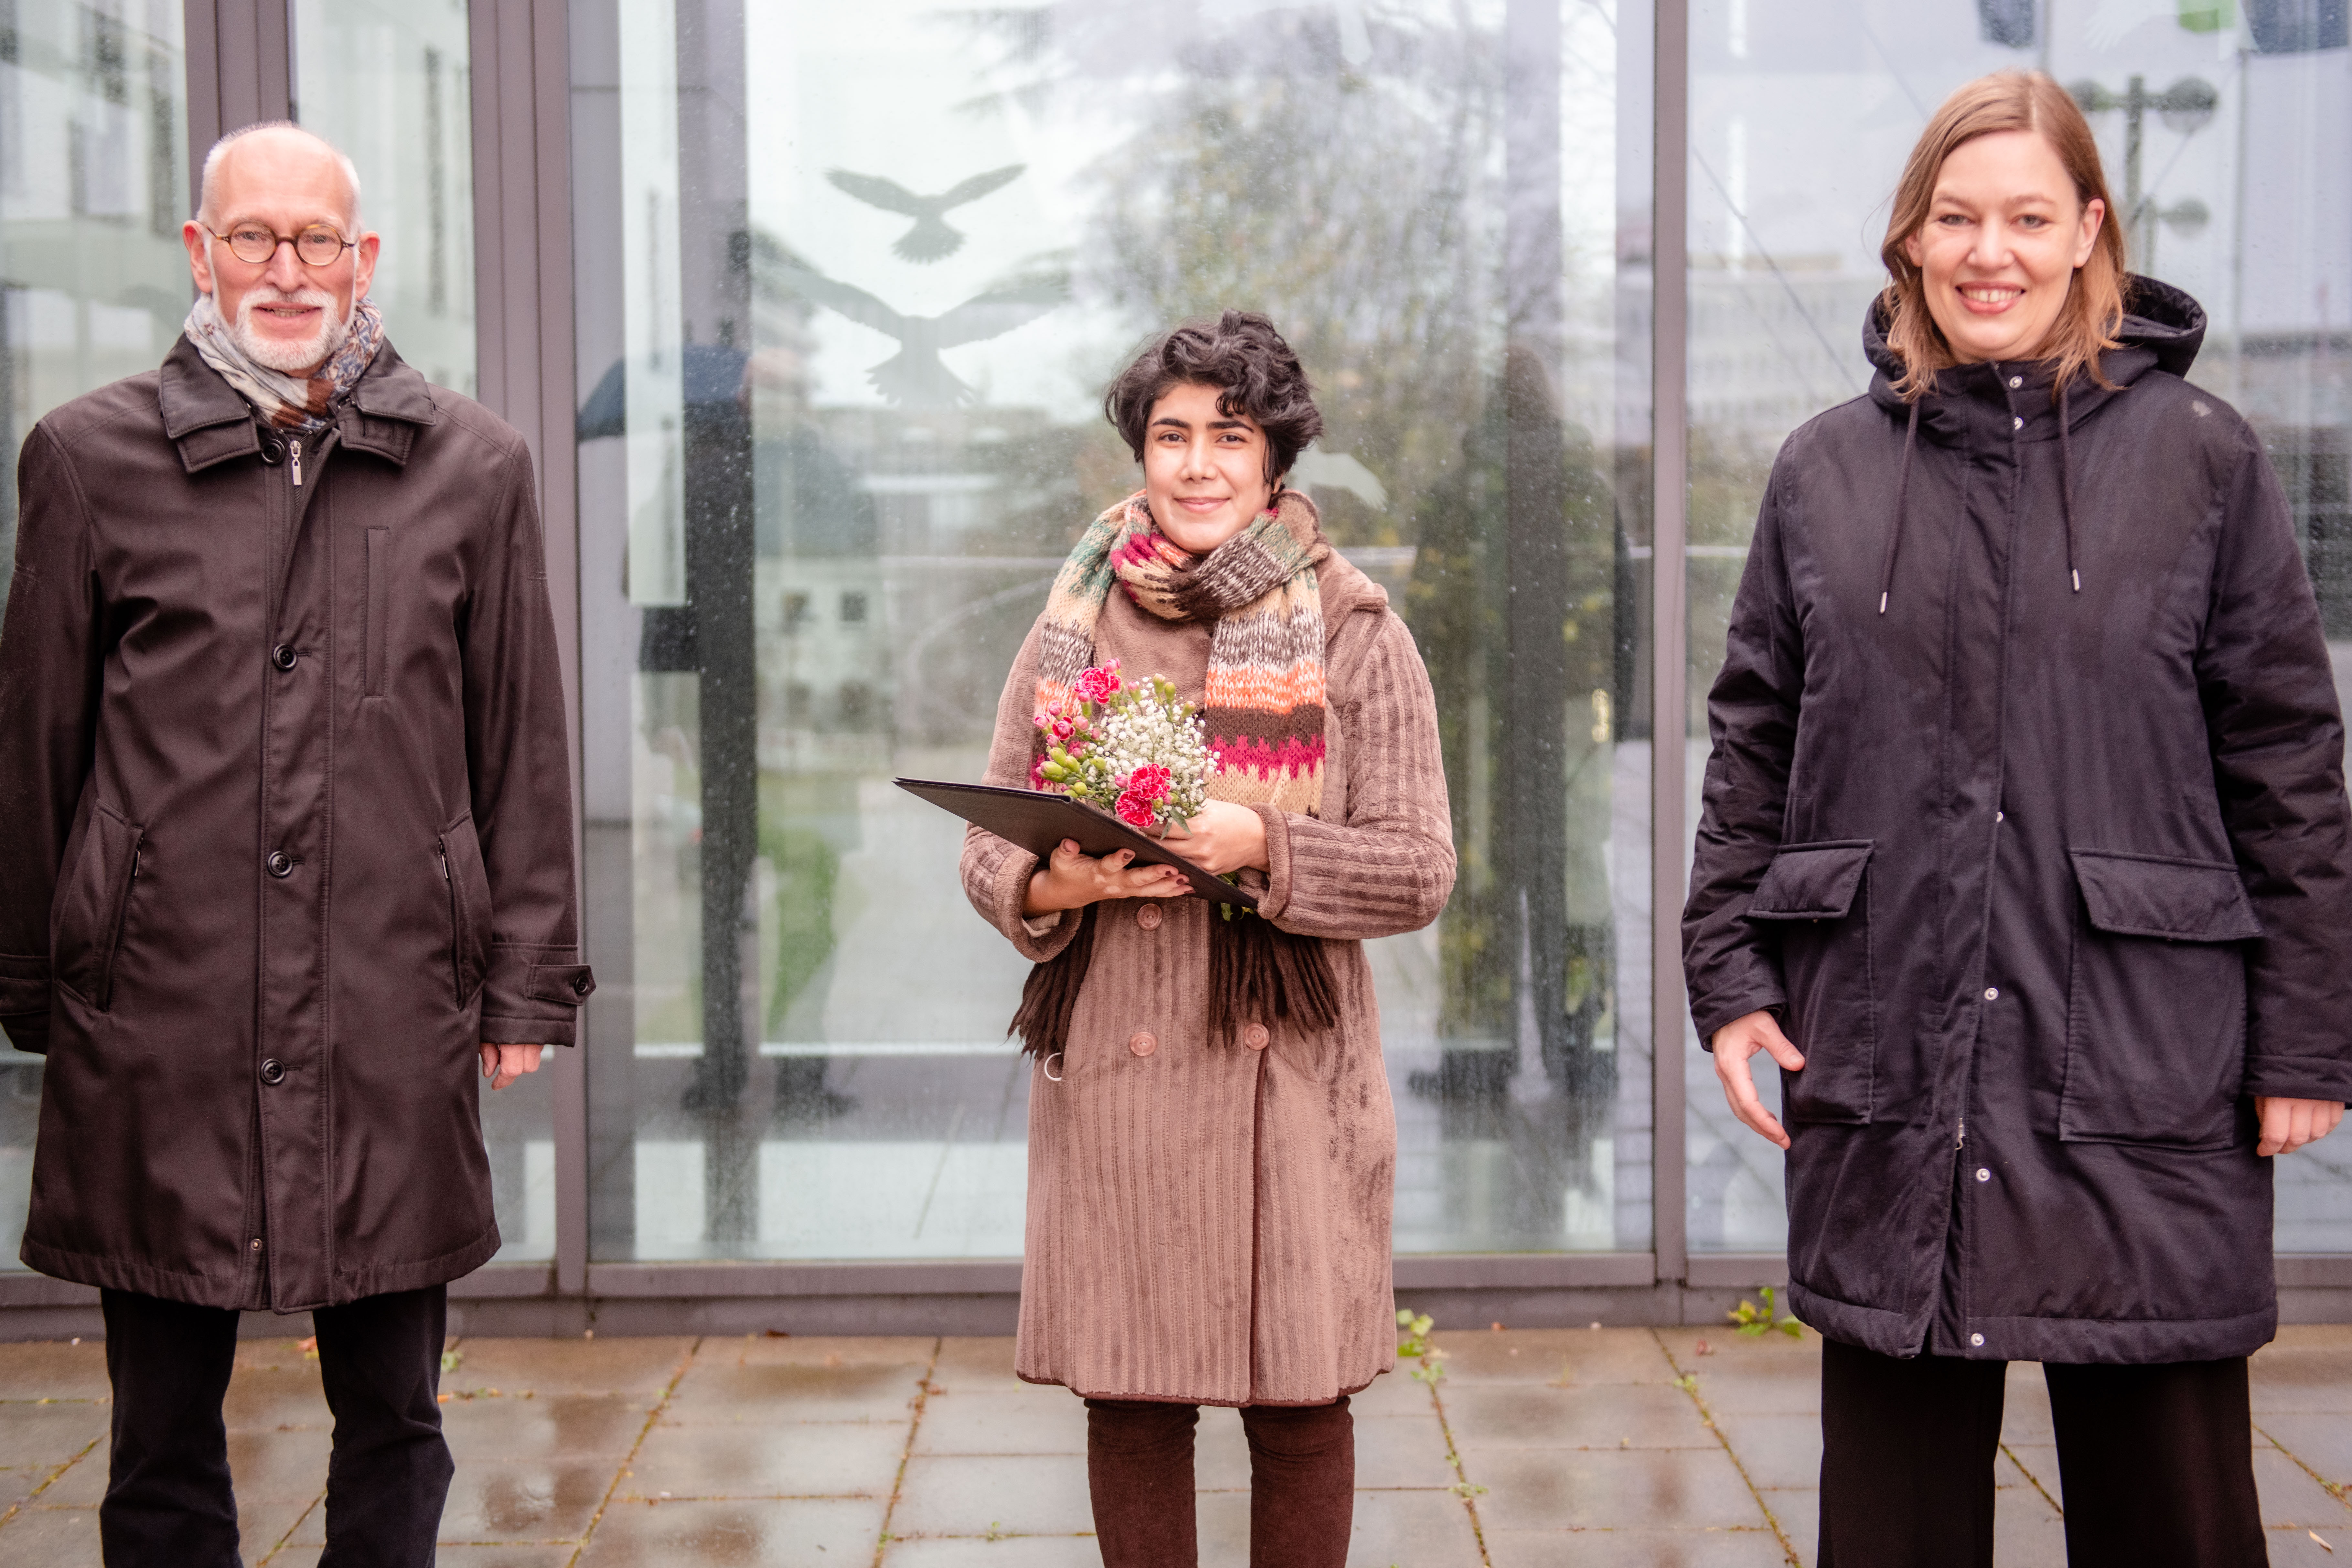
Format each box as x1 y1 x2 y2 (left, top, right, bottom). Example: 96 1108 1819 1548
1684 280 2352 1364
0 338 592 1312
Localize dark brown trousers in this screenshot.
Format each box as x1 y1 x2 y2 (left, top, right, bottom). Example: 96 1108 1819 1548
1818 1336 2267 1568
1084 1395 1353 1567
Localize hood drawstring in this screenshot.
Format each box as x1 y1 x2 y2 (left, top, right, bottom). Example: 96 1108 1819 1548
1877 398 1921 614
2058 380 2081 593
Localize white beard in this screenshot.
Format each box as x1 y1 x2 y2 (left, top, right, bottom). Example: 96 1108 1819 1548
232 285 352 374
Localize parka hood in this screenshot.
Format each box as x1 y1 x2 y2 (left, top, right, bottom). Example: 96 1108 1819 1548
1863 274 2207 423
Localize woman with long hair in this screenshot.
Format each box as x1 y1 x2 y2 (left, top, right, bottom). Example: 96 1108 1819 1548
1686 71 2352 1565
960 310 1454 1567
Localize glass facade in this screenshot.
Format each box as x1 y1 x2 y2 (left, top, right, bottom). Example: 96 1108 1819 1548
1681 0 2352 1253
0 1 2348 1299
0 0 189 1271
569 0 1656 1262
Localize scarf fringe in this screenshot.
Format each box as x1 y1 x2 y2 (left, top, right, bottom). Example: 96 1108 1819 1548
1007 903 1339 1057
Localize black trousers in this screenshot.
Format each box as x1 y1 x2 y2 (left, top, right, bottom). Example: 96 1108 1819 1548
1818 1335 2267 1568
99 1285 454 1568
1084 1396 1354 1567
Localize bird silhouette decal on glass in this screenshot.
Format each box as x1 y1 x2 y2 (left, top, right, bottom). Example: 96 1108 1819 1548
755 242 1065 408
825 165 1026 262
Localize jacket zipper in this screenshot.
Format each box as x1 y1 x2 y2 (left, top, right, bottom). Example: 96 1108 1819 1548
290 438 303 487
439 843 463 1006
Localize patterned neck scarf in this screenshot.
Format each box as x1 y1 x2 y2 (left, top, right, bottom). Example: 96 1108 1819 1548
183 291 385 435
1035 488 1331 817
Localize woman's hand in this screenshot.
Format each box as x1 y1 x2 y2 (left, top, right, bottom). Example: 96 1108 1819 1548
1713 1010 1805 1150
1164 800 1268 876
2257 1096 2345 1157
1022 839 1188 915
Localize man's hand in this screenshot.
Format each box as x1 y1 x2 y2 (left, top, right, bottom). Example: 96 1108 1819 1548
2257 1096 2345 1157
1022 840 1188 915
1162 801 1269 877
479 1043 543 1090
1712 1010 1805 1151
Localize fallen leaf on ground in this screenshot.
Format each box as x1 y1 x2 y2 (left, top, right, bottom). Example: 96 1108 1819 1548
2312 1531 2335 1554
1695 1339 1714 1356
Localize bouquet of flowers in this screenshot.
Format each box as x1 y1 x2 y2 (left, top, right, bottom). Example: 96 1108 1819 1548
1033 661 1218 834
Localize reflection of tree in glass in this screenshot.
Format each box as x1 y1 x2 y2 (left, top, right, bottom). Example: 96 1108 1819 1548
1037 4 1625 1100
825 165 1026 262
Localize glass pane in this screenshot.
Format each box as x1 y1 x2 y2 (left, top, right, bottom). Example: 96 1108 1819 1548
1683 1 2352 1253
291 2 551 1262
571 0 1653 1263
293 0 477 396
0 0 189 1270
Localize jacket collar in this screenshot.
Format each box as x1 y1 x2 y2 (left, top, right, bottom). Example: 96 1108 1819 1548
1862 275 2209 444
159 331 439 474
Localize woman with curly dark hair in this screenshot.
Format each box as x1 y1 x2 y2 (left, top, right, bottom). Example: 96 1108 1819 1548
959 310 1455 1566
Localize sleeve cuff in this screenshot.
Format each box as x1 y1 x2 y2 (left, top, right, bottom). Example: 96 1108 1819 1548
1690 985 1788 1049
994 848 1080 963
1253 804 1294 922
480 1014 578 1048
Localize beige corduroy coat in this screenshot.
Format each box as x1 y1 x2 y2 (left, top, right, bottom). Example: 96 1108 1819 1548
960 549 1455 1406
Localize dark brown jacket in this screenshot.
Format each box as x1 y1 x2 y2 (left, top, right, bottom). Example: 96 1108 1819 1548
0 337 592 1312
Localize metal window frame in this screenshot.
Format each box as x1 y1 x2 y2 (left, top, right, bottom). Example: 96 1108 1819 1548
50 0 2352 1331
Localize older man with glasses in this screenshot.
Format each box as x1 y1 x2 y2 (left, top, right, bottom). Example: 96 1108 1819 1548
0 122 592 1566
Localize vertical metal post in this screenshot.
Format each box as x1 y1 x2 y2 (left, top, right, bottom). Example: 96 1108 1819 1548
468 0 587 1295
1650 0 1691 1287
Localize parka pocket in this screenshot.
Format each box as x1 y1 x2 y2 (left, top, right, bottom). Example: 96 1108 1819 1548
438 813 494 1009
2060 849 2259 1149
52 800 144 1012
364 527 390 697
1744 840 1876 1124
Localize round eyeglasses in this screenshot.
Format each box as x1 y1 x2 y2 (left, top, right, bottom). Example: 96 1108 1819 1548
205 223 356 267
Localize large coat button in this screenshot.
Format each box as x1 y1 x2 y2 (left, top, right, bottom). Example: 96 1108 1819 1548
1243 1023 1271 1051
266 850 293 877
1135 903 1163 931
258 1058 286 1086
1128 1031 1158 1058
271 644 298 671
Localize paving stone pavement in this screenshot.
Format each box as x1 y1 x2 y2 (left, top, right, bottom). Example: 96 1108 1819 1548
7 1323 2352 1564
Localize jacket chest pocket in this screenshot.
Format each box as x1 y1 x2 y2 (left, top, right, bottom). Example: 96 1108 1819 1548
439 813 494 1009
1745 840 1876 1125
51 800 145 1013
2060 850 2257 1150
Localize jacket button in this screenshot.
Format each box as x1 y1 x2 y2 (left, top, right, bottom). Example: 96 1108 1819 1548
1984 986 1999 1001
1976 1167 1991 1183
258 1058 286 1086
1135 904 1163 931
251 1237 263 1251
1128 1031 1157 1058
1970 1332 1985 1348
1243 1023 1271 1050
271 644 298 671
267 850 293 877
572 972 592 997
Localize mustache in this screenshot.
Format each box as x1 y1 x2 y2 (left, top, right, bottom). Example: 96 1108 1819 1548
239 285 342 313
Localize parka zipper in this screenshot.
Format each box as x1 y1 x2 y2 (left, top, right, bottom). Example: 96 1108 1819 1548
290 438 303 487
439 843 463 1006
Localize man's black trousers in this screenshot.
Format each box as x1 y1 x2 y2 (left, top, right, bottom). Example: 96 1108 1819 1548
99 1284 453 1568
1818 1335 2267 1567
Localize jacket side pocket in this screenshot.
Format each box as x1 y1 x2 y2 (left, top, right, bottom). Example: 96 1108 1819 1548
439 813 494 1009
52 800 143 1013
1744 839 1876 1124
2060 849 2259 1149
364 526 390 697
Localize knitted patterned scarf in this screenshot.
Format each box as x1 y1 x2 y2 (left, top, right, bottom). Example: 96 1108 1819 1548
1010 488 1341 1058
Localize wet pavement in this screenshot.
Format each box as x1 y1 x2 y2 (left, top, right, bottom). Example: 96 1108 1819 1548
7 1323 2352 1565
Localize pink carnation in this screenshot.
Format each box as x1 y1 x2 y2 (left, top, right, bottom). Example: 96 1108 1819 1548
1074 663 1122 704
1115 789 1157 828
1124 763 1172 800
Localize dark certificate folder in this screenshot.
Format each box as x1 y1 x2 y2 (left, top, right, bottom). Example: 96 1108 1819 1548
895 778 1258 909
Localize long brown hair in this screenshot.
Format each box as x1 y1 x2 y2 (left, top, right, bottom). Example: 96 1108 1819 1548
1879 71 2129 401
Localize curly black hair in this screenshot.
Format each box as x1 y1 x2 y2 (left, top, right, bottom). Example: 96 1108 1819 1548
1103 310 1324 484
